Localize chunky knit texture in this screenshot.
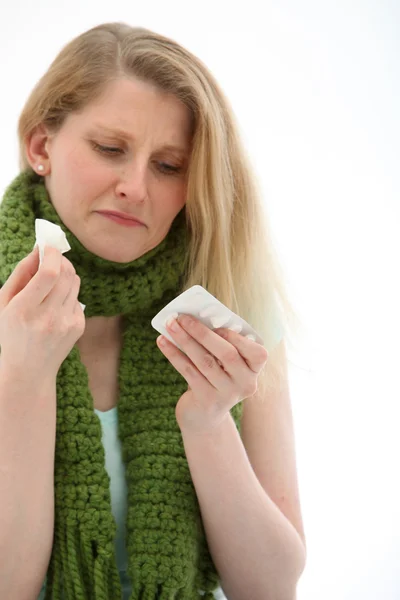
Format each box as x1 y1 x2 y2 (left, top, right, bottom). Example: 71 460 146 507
0 170 244 599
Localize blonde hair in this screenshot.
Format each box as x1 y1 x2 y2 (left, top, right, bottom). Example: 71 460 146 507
18 22 305 397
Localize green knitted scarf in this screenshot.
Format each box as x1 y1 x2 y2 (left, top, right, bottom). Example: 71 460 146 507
0 170 243 600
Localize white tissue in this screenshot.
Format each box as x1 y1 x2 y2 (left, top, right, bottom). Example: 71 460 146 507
33 219 86 312
151 285 264 351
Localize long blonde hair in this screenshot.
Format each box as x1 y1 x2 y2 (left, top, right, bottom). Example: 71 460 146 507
18 22 304 396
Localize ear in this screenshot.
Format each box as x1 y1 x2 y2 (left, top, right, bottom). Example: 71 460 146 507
25 123 54 176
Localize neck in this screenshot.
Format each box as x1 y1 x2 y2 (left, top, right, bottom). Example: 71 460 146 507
76 315 123 352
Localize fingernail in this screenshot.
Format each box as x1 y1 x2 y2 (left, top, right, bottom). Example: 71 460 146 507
165 315 179 331
164 312 178 328
157 335 167 347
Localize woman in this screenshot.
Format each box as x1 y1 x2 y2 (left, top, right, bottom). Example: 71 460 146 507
0 22 306 600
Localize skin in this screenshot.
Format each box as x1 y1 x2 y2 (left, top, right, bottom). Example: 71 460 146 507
25 76 193 344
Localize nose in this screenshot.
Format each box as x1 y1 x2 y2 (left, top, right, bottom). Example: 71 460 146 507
114 161 148 203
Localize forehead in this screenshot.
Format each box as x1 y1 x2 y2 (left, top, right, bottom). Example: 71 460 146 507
73 77 193 146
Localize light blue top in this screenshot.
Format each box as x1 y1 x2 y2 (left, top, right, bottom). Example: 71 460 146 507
94 407 132 597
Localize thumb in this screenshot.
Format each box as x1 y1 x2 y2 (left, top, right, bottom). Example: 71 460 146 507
0 246 40 309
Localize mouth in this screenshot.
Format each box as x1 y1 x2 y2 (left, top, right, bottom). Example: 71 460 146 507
96 211 145 227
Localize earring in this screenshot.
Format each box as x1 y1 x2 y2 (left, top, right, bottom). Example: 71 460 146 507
37 164 44 173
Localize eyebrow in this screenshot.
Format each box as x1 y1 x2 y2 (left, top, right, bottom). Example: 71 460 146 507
91 123 189 155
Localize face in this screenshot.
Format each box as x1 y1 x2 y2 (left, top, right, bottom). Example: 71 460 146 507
29 77 192 262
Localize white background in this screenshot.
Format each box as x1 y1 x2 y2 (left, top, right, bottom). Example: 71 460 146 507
0 1 399 599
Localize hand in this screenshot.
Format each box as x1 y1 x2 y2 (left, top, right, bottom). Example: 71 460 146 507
0 245 85 383
156 314 268 435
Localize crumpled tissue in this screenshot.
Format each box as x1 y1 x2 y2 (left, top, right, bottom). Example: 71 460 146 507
33 219 86 312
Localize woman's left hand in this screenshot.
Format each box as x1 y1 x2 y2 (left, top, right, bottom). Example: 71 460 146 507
156 314 268 436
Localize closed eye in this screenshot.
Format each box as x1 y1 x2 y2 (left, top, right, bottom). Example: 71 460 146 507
157 163 182 175
91 142 183 176
91 142 124 156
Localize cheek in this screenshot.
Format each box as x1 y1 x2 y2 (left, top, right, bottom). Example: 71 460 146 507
68 149 113 194
151 178 187 212
169 180 187 210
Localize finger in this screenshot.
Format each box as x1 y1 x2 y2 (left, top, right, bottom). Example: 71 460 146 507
21 245 63 306
156 335 223 396
0 246 40 309
164 318 233 389
166 315 247 386
171 312 267 374
63 274 81 311
43 257 76 309
213 328 268 373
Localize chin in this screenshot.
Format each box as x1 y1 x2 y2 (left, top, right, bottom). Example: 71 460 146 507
82 239 145 263
100 249 145 263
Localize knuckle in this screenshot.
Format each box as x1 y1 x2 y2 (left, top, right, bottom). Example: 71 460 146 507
76 316 86 333
201 353 217 370
183 363 196 379
64 313 82 336
41 311 71 336
192 322 206 341
42 309 59 333
58 318 71 336
257 346 269 362
243 379 258 397
61 258 76 277
41 266 60 280
221 347 241 364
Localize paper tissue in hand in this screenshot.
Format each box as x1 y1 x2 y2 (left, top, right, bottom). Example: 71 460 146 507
33 219 86 312
151 285 263 352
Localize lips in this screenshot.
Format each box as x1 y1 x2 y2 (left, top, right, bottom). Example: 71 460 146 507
97 210 145 225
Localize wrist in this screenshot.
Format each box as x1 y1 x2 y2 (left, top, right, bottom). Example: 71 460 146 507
177 409 233 438
0 359 56 395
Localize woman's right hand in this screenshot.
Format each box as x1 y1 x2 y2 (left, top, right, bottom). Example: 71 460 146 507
0 245 86 382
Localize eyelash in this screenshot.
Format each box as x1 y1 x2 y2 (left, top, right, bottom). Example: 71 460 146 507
91 143 182 175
